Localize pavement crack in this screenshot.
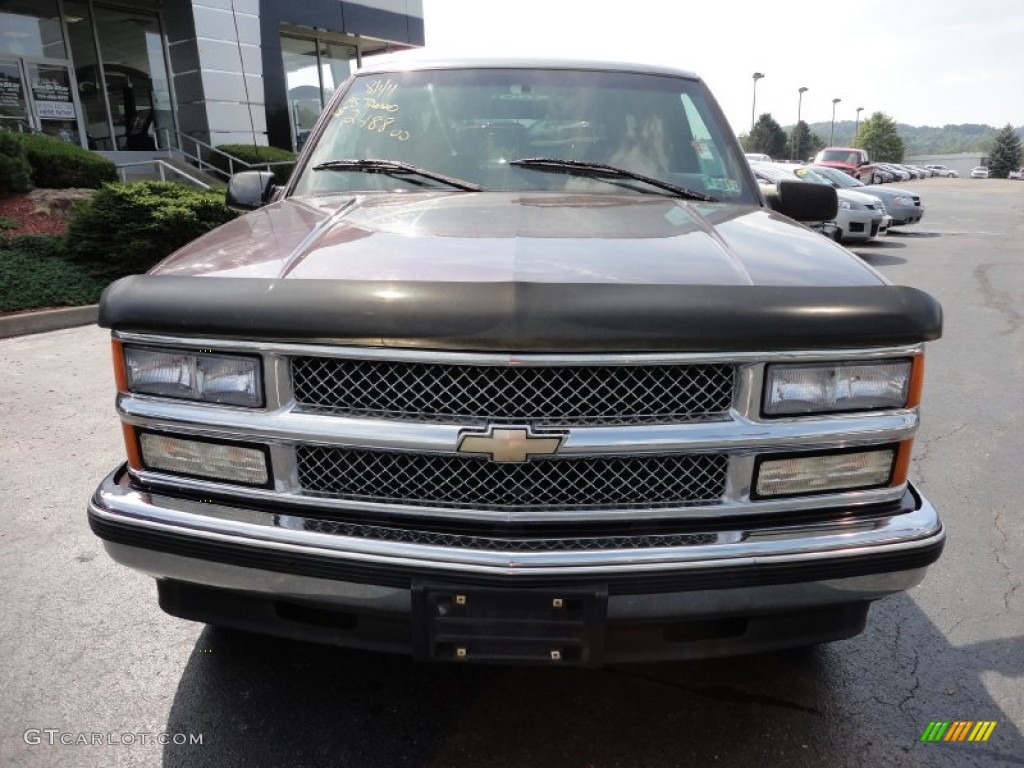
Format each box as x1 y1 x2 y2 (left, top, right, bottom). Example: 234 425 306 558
973 262 1023 336
601 667 823 716
911 423 967 483
896 617 922 713
993 504 1022 613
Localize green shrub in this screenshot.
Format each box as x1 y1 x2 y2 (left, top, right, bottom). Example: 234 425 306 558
0 131 33 196
63 181 238 277
0 234 108 312
210 143 296 186
10 132 116 189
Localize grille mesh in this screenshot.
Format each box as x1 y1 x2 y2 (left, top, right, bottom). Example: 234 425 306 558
296 446 728 511
290 357 735 426
300 518 720 551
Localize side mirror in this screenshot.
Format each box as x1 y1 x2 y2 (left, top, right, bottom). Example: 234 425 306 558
764 179 838 222
226 171 277 211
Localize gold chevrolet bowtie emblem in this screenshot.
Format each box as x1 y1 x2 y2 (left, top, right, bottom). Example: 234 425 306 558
457 427 565 463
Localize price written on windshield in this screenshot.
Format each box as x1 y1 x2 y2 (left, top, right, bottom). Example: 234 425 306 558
335 79 409 140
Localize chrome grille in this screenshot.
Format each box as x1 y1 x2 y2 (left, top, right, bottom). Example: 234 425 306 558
290 358 735 426
296 446 728 511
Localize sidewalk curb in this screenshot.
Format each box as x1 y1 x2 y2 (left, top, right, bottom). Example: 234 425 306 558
0 305 99 339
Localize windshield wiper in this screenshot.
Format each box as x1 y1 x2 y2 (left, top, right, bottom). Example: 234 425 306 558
509 158 718 202
311 159 481 192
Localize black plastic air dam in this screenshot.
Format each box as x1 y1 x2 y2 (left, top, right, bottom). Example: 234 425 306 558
99 276 943 352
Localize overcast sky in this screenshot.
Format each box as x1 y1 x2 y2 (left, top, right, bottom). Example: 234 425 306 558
419 0 1024 133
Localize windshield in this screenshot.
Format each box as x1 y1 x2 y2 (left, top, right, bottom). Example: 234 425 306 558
818 150 861 163
793 167 844 186
812 166 863 188
290 67 756 203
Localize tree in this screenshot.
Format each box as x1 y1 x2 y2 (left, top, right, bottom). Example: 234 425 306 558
788 120 810 161
747 113 788 159
805 130 826 161
787 120 826 162
853 112 905 162
987 124 1022 178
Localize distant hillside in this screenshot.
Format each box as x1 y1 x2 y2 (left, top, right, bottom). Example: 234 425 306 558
792 121 1024 155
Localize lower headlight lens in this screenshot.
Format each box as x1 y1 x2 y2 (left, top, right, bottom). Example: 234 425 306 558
139 433 269 485
755 448 895 498
763 360 912 416
124 346 262 407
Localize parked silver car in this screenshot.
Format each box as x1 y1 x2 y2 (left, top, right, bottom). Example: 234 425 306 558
752 162 886 242
812 165 924 226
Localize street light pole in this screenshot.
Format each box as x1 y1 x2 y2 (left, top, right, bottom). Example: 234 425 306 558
854 106 864 142
794 86 808 160
830 97 842 145
751 72 764 134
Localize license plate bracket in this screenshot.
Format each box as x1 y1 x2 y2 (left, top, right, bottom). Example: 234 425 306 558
412 582 607 666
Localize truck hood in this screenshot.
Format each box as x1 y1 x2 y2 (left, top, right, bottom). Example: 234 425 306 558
153 191 883 287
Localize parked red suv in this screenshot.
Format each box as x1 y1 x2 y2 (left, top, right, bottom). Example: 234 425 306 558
814 147 878 184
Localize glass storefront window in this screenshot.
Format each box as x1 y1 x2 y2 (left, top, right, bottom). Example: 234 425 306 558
64 1 173 151
64 0 110 149
320 42 355 103
281 34 357 151
0 0 66 59
282 36 322 152
93 5 172 150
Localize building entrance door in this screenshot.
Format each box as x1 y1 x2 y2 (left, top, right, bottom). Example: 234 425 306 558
0 55 84 144
0 57 33 133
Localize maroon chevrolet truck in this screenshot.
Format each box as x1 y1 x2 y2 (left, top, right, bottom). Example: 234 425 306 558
88 56 944 665
814 147 880 184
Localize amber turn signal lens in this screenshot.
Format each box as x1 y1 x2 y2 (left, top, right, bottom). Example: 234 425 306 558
111 339 128 394
121 423 142 470
891 439 914 488
906 355 925 409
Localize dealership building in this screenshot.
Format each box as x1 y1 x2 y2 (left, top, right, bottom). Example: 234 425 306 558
0 0 424 159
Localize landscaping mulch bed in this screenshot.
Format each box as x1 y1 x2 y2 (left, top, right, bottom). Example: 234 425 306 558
0 189 94 236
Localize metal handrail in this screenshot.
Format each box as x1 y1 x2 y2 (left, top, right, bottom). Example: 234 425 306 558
115 159 212 190
158 127 294 179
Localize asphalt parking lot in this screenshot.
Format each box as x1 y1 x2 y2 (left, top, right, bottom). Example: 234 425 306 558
1 178 1021 768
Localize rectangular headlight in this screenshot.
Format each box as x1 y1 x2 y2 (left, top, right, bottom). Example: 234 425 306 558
124 346 263 407
139 432 269 486
755 447 895 498
763 360 911 416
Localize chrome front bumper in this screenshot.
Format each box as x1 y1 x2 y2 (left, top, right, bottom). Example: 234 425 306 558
89 466 943 661
89 466 943 610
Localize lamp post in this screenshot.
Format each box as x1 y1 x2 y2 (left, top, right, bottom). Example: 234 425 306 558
854 106 864 142
751 72 764 134
794 86 808 160
830 97 842 145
